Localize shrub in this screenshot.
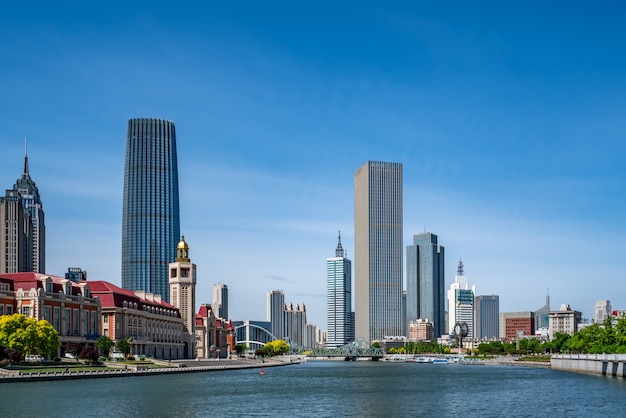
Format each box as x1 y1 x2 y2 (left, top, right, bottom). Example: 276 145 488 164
127 355 135 361
139 355 145 361
53 357 61 362
79 347 99 362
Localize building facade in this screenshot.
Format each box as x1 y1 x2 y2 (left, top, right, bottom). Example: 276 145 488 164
0 272 100 356
284 303 307 347
447 260 475 337
594 300 611 324
500 311 535 341
90 280 188 359
212 284 228 321
266 290 285 340
1 150 45 274
409 318 435 341
354 161 403 342
475 295 499 339
168 236 196 358
326 232 354 348
534 290 551 331
121 118 180 302
549 304 582 339
407 232 445 339
195 303 231 359
233 320 273 351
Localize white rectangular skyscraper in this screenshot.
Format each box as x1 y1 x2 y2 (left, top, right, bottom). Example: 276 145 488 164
326 232 353 348
354 161 403 342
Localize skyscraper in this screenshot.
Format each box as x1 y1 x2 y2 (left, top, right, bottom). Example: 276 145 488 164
122 118 180 302
447 259 475 337
266 290 285 340
406 232 445 338
326 231 353 348
1 147 45 273
212 284 229 320
354 161 403 342
475 295 499 339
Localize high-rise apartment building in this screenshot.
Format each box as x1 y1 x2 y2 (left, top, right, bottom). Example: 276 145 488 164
406 232 445 338
1 149 45 274
284 302 307 347
447 260 475 337
354 161 403 342
326 232 353 348
266 290 285 340
122 118 180 302
212 284 229 320
475 295 499 339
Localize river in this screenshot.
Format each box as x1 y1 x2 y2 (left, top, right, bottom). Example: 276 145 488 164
1 360 624 417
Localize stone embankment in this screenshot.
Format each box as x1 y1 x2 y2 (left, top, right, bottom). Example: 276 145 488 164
0 356 305 383
551 354 626 378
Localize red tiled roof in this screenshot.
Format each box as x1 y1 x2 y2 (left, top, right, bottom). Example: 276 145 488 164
0 272 82 295
89 280 178 312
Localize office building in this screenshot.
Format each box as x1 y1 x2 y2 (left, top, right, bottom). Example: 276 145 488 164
594 300 611 325
1 149 45 274
326 232 354 348
407 232 445 338
534 289 551 331
266 290 285 340
212 283 229 320
447 259 475 337
65 267 87 283
355 161 403 342
475 295 499 339
549 304 582 339
500 311 534 341
121 118 180 302
284 302 307 347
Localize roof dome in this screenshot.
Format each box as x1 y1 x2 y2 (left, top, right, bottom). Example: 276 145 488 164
177 236 189 250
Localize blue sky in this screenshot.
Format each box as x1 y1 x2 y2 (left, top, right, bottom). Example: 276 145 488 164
1 2 625 328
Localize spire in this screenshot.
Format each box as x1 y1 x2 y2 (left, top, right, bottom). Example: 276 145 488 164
335 230 344 257
457 259 464 276
546 288 550 310
24 136 29 175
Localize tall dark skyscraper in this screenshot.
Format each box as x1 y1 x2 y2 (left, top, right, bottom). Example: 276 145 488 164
1 146 45 274
406 232 445 338
354 161 403 342
122 118 180 302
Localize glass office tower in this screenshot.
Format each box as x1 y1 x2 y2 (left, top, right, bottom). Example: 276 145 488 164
406 232 445 339
354 161 403 342
122 118 180 302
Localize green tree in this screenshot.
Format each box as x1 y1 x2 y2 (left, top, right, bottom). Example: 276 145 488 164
97 336 115 358
234 343 248 356
264 340 290 356
0 314 60 358
116 336 133 358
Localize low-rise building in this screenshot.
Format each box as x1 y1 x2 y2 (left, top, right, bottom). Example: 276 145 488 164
90 280 188 360
195 303 232 359
0 272 101 356
409 318 435 341
500 311 534 342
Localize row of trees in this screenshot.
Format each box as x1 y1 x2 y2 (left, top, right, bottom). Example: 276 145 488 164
0 313 136 362
386 340 450 355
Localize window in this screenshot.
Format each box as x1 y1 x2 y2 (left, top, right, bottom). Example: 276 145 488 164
44 306 51 322
73 309 80 335
54 307 60 330
104 314 109 324
170 268 177 278
64 308 71 335
6 306 13 315
104 329 109 337
0 305 4 315
181 268 189 278
22 306 30 316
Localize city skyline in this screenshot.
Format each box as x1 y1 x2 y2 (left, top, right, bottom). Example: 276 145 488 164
1 3 626 327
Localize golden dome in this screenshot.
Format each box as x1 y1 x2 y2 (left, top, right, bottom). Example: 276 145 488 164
177 236 189 250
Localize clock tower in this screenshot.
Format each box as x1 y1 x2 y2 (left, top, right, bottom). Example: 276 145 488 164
169 236 196 358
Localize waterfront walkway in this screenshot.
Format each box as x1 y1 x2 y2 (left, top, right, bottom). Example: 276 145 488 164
0 356 305 383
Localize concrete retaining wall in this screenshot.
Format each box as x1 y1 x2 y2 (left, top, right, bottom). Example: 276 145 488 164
551 354 626 378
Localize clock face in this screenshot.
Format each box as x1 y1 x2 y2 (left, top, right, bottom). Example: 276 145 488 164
454 324 461 335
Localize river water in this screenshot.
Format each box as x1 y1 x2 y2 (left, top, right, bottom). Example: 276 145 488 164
1 360 625 417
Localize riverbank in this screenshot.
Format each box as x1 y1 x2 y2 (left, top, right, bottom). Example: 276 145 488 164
0 356 305 383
